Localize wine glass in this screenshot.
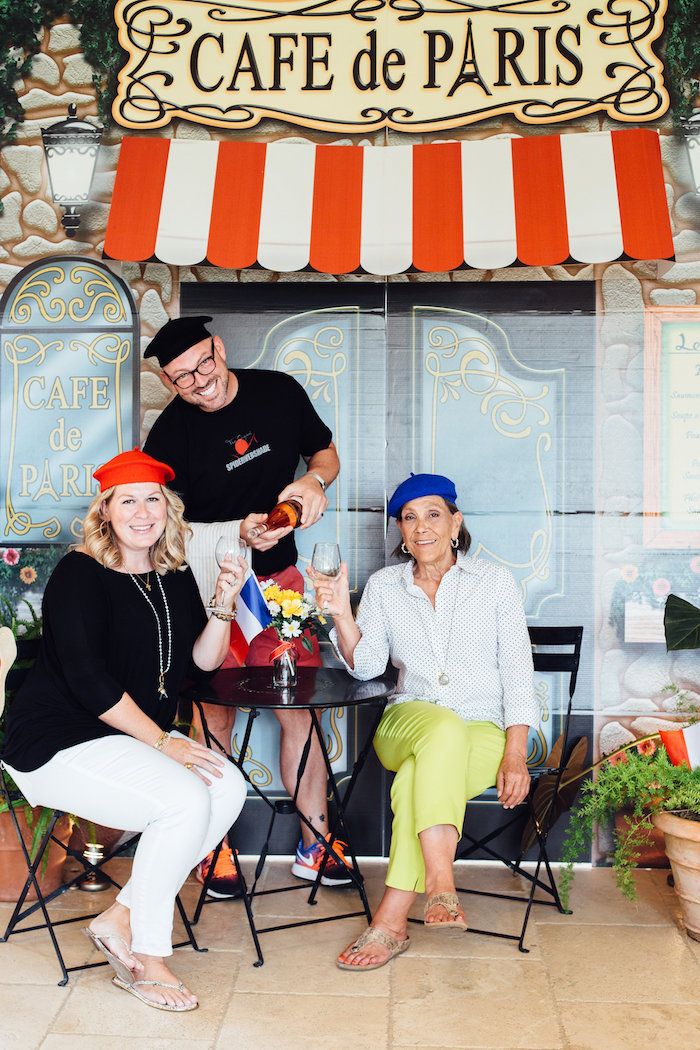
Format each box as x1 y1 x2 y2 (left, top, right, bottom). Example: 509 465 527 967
216 535 250 566
311 543 341 577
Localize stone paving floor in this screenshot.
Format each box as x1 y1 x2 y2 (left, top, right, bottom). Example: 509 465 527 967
1 858 699 1050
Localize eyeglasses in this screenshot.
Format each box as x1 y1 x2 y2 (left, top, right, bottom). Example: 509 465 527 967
167 339 217 390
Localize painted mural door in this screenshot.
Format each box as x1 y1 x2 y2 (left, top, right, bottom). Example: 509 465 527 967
182 282 595 857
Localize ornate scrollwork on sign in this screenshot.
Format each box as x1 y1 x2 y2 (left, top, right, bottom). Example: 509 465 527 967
418 307 562 610
274 325 347 408
231 726 274 788
113 0 668 132
0 258 138 544
424 325 550 439
9 263 127 327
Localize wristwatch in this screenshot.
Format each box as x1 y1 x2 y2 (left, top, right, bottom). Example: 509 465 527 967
308 471 326 492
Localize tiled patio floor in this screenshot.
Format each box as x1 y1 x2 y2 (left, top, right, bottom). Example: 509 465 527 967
2 859 699 1050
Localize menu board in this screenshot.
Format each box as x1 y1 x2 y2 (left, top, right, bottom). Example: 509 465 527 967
644 309 700 548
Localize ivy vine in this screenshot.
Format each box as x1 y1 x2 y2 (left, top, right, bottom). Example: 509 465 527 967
664 0 700 124
0 0 121 151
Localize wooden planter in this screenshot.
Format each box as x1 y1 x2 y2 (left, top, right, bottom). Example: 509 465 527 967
0 807 71 903
653 811 700 941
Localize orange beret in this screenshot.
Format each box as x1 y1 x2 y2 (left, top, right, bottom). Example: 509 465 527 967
93 448 175 492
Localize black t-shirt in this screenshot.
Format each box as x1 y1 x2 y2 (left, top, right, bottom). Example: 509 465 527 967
144 369 332 575
2 551 208 772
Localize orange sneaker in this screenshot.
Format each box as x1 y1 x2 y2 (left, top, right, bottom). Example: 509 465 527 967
291 834 353 886
195 849 241 898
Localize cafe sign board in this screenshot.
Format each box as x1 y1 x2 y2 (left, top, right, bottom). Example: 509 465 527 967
113 0 669 133
0 260 138 544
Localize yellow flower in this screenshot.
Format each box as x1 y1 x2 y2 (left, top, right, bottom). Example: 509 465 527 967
279 588 302 603
19 566 36 585
281 597 304 618
264 585 283 603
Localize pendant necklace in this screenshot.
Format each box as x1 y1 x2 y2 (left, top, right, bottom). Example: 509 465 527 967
129 571 172 698
419 570 462 687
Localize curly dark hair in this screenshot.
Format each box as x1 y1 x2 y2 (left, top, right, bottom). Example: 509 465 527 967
391 500 471 561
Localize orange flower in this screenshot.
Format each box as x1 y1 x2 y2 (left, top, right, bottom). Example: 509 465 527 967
607 750 629 766
620 565 638 583
637 738 657 757
19 566 36 585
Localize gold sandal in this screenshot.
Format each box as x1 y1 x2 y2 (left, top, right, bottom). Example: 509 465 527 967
112 975 198 1012
424 891 468 931
337 926 410 971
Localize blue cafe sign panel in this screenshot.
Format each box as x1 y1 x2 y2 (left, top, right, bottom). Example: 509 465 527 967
0 259 138 543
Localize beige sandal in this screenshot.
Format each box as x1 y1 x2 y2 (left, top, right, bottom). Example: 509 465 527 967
112 975 198 1012
424 891 468 931
337 926 410 971
82 928 139 984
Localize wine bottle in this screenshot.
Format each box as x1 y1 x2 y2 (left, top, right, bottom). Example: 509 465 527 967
248 499 302 539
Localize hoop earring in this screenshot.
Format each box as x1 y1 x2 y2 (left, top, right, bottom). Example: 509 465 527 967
451 537 458 549
401 542 409 555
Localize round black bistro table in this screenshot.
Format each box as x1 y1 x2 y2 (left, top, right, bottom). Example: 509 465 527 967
182 666 394 966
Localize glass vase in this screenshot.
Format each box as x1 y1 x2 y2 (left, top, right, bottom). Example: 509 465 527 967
272 646 297 688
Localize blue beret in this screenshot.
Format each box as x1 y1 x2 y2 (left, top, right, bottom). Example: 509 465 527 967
388 473 458 518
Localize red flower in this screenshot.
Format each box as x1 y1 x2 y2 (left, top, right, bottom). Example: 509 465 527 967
2 548 19 566
607 750 629 766
637 738 657 758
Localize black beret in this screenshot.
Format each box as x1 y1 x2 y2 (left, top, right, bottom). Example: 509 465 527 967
144 315 213 368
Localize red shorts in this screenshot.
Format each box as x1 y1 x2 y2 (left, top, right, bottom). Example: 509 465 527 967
221 564 321 669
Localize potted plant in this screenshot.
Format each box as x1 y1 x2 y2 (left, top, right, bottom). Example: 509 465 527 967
560 593 700 940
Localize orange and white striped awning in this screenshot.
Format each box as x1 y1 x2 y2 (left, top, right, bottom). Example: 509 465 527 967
104 130 673 275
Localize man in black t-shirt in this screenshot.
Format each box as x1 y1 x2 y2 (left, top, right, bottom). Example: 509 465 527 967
143 315 348 896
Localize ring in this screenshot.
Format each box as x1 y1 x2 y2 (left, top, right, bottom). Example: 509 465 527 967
185 762 193 770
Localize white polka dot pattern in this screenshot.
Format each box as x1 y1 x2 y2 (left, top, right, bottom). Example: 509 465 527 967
331 553 538 730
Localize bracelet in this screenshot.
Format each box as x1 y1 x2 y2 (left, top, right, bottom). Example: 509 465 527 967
208 596 236 622
307 471 326 492
154 730 170 751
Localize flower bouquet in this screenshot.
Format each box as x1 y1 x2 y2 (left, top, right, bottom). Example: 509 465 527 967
259 581 328 687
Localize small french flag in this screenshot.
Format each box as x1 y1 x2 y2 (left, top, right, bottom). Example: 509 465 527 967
659 723 700 770
228 568 273 665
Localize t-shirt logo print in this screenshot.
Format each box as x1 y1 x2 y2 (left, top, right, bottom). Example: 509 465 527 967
225 431 271 472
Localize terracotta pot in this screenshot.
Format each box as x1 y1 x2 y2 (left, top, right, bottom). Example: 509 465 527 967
0 807 72 902
653 811 700 941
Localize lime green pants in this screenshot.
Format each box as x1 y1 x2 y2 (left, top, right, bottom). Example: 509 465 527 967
374 701 506 893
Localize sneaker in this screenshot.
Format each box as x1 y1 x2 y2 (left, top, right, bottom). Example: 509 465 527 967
291 834 353 886
195 849 241 899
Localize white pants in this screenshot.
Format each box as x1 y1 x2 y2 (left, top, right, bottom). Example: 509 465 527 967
3 731 246 956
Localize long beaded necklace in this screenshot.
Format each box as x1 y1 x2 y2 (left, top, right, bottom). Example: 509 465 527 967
417 569 462 687
129 571 172 699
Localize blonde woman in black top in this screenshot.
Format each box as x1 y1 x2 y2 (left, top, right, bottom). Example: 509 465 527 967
2 449 247 1012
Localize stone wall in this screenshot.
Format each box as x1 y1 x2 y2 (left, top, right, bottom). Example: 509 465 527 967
2 17 700 775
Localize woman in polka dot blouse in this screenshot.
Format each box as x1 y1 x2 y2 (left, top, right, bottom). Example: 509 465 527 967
308 472 539 971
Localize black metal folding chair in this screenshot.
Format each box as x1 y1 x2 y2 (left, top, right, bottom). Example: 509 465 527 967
453 625 584 953
0 765 205 985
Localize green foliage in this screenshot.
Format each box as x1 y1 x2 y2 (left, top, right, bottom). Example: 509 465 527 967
665 594 700 651
663 0 700 123
0 545 64 613
561 747 700 907
0 0 121 155
71 0 124 124
0 595 41 639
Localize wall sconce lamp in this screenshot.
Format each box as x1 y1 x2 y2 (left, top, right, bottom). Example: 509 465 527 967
41 104 103 237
